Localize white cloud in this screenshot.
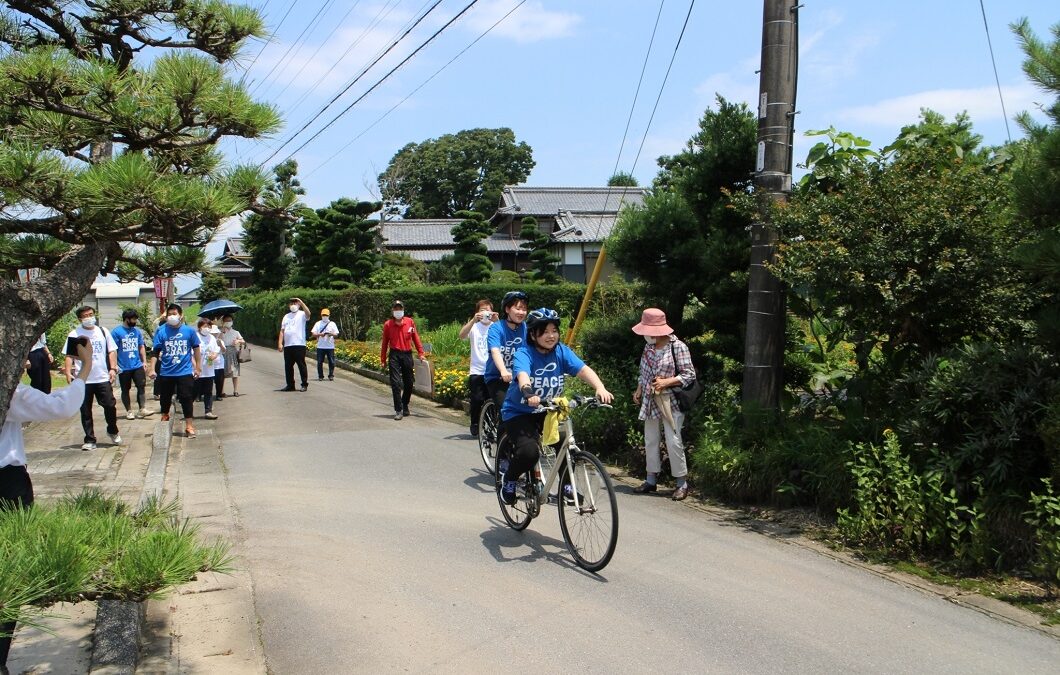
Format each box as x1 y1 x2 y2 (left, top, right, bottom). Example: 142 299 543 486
838 83 1041 126
694 69 758 109
464 0 580 44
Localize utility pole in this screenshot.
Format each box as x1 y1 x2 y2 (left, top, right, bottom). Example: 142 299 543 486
742 0 798 415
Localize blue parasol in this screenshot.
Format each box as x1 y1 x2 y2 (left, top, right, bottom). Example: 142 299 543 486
198 299 243 319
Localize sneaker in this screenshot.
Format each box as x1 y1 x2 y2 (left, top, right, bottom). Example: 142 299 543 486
81 442 96 451
139 408 155 418
501 480 518 505
394 411 403 420
563 483 584 505
109 434 122 445
125 410 135 420
300 384 308 392
318 377 325 381
469 426 479 438
280 386 296 392
402 408 410 417
204 412 218 420
328 376 334 381
161 413 170 422
498 458 509 477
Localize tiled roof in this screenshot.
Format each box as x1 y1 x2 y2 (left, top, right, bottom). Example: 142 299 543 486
224 238 247 257
393 248 451 262
484 236 525 253
553 211 625 243
381 219 461 247
496 186 647 217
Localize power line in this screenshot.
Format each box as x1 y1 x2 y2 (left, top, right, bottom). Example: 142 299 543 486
273 0 483 167
259 0 455 167
305 0 529 179
978 0 1011 143
250 0 339 97
240 0 298 84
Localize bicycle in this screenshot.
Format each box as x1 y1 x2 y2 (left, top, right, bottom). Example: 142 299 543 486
495 396 619 572
478 398 500 474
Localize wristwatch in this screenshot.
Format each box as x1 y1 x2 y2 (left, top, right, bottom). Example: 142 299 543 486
520 383 534 397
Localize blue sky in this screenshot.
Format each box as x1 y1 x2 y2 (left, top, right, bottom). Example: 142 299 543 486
189 0 1057 288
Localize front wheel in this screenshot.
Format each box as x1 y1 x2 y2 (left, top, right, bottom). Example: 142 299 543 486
558 450 618 572
495 433 532 531
478 400 499 475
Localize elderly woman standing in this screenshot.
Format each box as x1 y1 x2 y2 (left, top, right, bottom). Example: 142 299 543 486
218 313 245 397
631 308 697 501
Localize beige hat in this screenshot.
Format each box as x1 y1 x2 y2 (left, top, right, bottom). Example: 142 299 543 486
631 308 673 337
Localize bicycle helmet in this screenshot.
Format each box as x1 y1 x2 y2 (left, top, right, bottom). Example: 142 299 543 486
501 290 528 310
525 307 561 333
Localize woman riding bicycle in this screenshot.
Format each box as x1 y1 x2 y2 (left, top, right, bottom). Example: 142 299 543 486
499 308 613 505
483 290 529 413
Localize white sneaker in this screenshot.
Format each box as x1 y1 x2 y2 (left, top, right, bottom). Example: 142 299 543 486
109 434 122 445
139 408 155 418
125 410 136 420
81 442 96 451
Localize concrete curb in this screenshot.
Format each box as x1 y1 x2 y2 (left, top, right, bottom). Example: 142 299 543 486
88 417 173 673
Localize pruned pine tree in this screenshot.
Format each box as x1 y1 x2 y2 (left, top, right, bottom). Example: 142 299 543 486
243 159 306 290
450 211 494 283
518 216 561 284
292 198 382 289
0 1 296 427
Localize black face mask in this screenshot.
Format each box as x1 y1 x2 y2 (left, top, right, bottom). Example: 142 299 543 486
127 321 137 328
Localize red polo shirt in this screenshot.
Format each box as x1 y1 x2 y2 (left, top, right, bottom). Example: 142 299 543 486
380 316 425 363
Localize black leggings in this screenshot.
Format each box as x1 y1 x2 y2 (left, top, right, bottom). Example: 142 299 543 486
468 374 489 430
195 377 214 413
118 367 146 412
157 374 195 418
486 378 509 414
501 413 545 482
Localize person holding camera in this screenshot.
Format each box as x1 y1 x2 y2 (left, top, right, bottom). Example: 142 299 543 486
63 306 120 451
459 298 498 437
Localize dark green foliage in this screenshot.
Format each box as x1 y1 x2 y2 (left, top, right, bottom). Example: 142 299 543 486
607 172 638 187
197 270 227 305
243 160 305 290
518 216 561 284
379 128 534 218
427 254 461 285
366 253 428 289
291 198 382 289
451 211 494 283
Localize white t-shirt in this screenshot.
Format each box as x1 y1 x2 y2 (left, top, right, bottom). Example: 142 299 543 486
281 310 308 347
198 332 222 378
1 380 85 467
468 321 491 376
65 326 117 384
312 319 339 349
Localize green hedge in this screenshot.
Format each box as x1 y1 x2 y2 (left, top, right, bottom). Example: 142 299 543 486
231 283 643 342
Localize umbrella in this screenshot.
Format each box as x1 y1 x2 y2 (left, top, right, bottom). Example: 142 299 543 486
198 298 243 319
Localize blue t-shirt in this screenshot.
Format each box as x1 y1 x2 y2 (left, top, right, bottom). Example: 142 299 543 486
111 325 146 371
152 324 201 377
500 343 586 421
483 321 527 382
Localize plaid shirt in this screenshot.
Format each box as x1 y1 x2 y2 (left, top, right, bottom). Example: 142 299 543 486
638 335 695 421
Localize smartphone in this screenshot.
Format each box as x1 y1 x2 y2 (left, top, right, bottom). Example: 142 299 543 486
66 335 89 356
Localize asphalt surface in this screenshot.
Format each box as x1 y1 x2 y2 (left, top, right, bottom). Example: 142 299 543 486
214 348 1060 674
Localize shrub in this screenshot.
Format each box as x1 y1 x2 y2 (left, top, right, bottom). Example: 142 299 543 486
1026 479 1060 583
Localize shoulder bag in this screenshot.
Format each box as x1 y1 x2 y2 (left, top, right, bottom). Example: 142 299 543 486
669 341 703 413
237 344 253 363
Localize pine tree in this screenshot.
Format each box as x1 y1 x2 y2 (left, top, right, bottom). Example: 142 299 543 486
450 211 494 283
519 217 561 284
198 270 228 305
292 199 382 289
243 160 306 289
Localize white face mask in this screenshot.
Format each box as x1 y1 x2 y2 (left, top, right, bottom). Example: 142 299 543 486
392 310 404 320
166 315 181 326
223 322 233 328
81 317 96 329
644 335 657 345
290 304 299 313
321 317 329 324
200 328 211 336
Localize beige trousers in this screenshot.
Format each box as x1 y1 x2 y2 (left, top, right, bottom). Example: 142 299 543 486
644 409 686 478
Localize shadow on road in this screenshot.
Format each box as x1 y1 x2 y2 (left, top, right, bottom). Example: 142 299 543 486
463 469 493 493
479 517 608 581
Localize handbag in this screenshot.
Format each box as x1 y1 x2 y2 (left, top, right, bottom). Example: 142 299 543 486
237 345 252 363
669 341 703 413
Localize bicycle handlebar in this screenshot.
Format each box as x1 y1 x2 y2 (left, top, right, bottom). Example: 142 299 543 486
537 395 612 412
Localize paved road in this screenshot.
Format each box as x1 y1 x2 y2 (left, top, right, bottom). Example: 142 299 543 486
211 348 1060 674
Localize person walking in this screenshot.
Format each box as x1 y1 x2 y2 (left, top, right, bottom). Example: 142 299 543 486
484 291 529 412
311 308 340 381
149 303 201 438
0 338 93 675
63 306 120 451
631 308 697 501
111 308 154 420
194 319 221 420
24 333 53 393
380 300 427 420
278 297 311 392
217 313 245 397
458 298 497 437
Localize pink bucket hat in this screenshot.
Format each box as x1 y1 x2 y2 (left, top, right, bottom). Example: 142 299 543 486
631 308 673 337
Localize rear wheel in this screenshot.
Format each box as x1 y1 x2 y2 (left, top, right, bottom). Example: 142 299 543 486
558 451 618 572
478 400 499 475
495 433 532 530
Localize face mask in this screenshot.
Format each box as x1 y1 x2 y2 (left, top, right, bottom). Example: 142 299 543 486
200 328 211 336
644 335 657 345
126 321 137 328
223 322 233 328
290 305 299 313
392 310 404 320
81 317 96 329
166 315 181 326
321 317 329 324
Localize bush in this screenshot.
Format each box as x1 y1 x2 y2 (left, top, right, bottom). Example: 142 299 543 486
1026 479 1060 583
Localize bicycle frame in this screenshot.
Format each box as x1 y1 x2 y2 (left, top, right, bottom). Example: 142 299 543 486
529 410 594 515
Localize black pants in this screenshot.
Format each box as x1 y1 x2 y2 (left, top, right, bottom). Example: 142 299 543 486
283 345 308 388
486 378 509 415
81 381 119 443
214 367 225 397
157 374 195 418
195 377 214 414
388 350 414 413
26 348 51 394
501 413 545 482
468 374 489 432
0 464 32 669
316 348 335 379
118 367 146 412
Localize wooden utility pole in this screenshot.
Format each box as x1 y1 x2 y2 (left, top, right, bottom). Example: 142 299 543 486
742 0 798 414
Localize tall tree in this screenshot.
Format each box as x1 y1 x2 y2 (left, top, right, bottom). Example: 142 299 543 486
519 216 561 284
198 270 228 305
0 1 290 428
450 211 494 283
291 198 382 289
379 128 534 218
243 159 305 289
607 172 638 187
